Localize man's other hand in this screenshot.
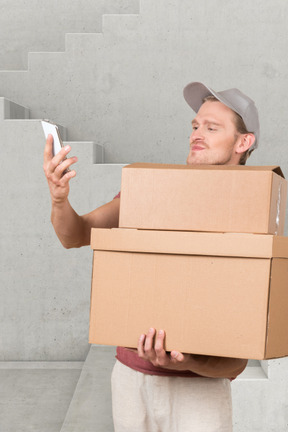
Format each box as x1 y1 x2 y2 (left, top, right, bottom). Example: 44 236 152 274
137 327 248 378
137 328 192 371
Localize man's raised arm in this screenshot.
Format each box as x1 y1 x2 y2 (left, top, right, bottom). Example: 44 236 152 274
43 135 120 249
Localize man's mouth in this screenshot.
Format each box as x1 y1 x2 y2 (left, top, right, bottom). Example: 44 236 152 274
191 144 206 151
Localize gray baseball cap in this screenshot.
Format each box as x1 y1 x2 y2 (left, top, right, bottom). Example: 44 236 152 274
183 82 260 150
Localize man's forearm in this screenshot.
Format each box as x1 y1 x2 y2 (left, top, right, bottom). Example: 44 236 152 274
51 199 89 248
188 354 248 379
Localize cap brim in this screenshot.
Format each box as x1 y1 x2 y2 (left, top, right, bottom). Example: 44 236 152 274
183 81 238 115
183 82 215 113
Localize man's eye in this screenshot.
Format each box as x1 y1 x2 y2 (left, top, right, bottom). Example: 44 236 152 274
208 127 216 131
192 126 198 130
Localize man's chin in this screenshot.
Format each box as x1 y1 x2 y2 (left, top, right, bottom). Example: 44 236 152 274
186 153 232 166
186 155 210 166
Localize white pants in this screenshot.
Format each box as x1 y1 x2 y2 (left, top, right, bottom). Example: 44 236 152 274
111 360 233 432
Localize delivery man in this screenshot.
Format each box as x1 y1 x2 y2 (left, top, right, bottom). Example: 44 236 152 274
43 82 259 431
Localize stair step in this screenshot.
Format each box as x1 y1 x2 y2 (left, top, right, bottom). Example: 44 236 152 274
0 362 83 432
60 345 116 432
0 0 139 71
0 97 29 120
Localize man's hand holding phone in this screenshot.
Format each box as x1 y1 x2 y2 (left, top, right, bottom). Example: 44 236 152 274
43 131 78 205
42 120 120 249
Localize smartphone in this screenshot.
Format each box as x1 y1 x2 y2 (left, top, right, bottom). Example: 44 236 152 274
41 120 64 156
42 120 70 173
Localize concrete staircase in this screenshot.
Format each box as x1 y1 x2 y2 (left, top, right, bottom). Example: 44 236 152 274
0 0 139 70
60 346 116 432
0 0 196 164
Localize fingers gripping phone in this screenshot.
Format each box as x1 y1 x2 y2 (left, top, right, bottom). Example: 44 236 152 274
42 120 70 173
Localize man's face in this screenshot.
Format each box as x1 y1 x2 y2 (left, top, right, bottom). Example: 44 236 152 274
186 100 241 166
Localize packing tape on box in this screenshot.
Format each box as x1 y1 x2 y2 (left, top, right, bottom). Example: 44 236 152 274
275 183 282 235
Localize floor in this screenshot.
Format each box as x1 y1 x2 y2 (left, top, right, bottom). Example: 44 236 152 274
0 346 116 432
0 362 82 432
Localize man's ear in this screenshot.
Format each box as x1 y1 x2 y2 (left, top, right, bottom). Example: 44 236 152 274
235 133 255 154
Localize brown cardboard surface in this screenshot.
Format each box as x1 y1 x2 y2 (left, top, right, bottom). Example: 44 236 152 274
91 228 288 258
265 259 288 358
119 164 287 235
89 228 288 359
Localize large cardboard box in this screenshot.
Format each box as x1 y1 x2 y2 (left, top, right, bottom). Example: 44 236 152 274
119 164 287 235
89 228 288 360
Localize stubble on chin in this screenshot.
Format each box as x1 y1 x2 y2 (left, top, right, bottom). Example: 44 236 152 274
187 152 233 166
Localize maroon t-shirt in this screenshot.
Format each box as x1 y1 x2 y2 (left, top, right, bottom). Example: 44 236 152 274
116 346 205 377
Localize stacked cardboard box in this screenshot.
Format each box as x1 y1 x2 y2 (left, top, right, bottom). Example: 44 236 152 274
89 164 288 359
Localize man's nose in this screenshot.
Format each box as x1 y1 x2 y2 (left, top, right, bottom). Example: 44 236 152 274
190 127 204 141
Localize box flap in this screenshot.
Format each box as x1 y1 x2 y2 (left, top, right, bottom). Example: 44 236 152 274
90 228 288 258
123 163 285 178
